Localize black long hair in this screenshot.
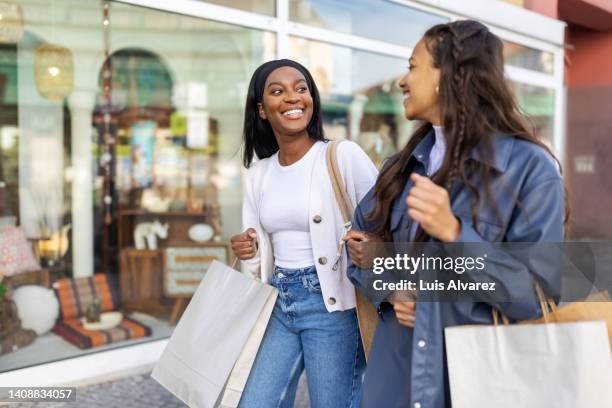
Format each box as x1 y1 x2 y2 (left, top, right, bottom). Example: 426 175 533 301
242 59 326 168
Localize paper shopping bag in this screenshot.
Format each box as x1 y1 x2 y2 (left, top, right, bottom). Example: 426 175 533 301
445 320 612 408
218 288 276 407
152 260 277 408
521 291 612 348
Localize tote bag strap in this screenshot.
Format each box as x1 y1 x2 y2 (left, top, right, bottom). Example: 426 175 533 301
325 140 378 360
326 141 354 271
325 140 353 223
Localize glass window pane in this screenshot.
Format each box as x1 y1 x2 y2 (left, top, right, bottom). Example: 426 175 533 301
0 0 274 373
511 82 555 144
504 41 554 74
198 0 275 16
290 0 448 48
289 36 412 167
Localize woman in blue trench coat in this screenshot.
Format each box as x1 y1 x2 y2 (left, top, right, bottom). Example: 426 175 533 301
345 20 567 408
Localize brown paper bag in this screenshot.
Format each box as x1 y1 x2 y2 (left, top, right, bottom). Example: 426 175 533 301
521 290 612 348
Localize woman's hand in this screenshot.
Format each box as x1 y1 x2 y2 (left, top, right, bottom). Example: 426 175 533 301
392 301 416 327
343 230 382 269
389 291 417 327
406 173 461 242
230 228 258 260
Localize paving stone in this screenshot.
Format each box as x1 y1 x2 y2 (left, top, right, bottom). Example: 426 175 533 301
4 370 311 408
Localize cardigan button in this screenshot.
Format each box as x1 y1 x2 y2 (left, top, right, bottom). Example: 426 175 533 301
318 256 327 265
313 214 322 223
327 297 336 305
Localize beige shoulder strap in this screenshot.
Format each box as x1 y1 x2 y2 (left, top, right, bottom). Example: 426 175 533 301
326 140 378 361
325 140 354 223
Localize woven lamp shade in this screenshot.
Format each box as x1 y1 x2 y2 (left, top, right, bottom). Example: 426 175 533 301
34 43 74 100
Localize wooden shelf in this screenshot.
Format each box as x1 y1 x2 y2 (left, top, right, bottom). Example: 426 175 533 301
118 210 207 217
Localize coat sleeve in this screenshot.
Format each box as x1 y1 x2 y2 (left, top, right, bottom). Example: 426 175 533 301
447 176 565 320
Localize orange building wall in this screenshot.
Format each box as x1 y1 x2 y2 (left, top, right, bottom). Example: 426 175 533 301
525 0 612 239
566 28 612 86
524 0 559 18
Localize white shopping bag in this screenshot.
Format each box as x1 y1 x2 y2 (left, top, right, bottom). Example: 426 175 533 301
152 260 277 408
445 320 612 408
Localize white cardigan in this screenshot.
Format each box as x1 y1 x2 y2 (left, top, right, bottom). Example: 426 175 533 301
241 140 378 312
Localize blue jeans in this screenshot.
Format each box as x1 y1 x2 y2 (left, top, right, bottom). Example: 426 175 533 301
239 265 365 408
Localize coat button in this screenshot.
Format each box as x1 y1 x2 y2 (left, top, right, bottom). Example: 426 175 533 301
318 256 327 265
327 297 336 305
313 214 322 223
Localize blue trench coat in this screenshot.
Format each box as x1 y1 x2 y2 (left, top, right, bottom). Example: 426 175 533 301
347 129 565 408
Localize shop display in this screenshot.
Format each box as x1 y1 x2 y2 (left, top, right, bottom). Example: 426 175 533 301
85 298 101 323
12 284 59 335
187 223 214 243
163 245 228 297
133 220 169 250
130 121 156 188
119 249 167 316
140 189 172 213
52 274 151 349
81 311 123 331
0 280 37 355
163 244 228 324
0 226 40 276
36 223 71 265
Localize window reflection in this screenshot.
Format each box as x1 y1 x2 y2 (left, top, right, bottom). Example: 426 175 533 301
0 0 275 373
289 37 413 167
510 81 555 144
504 41 554 74
198 0 275 16
290 0 448 48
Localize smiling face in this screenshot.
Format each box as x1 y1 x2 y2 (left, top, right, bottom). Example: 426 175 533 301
258 66 314 138
398 39 442 124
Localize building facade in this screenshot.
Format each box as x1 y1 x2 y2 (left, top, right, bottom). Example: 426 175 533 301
0 0 566 383
520 0 612 239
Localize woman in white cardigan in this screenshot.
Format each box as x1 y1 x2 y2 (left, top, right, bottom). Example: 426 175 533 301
231 59 378 408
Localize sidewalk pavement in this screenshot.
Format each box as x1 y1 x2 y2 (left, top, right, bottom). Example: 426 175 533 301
6 372 310 408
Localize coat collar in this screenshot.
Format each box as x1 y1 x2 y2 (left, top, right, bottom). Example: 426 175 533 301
401 128 515 174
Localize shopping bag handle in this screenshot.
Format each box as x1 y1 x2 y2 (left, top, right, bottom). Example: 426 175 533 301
534 281 558 322
492 281 557 326
230 256 263 280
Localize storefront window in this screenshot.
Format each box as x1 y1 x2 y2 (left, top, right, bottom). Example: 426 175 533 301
289 37 411 167
0 0 274 372
0 0 567 380
199 0 275 16
290 0 448 48
504 41 554 74
511 82 555 144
